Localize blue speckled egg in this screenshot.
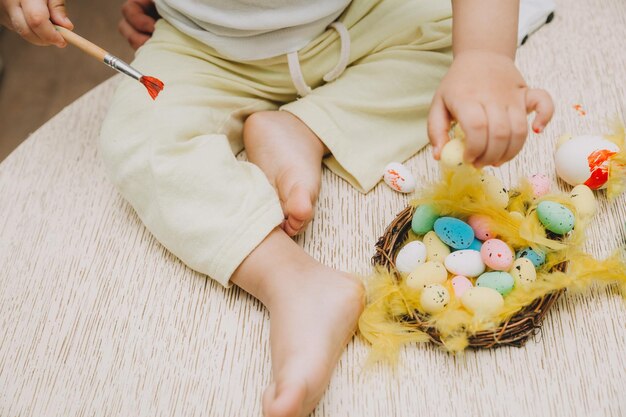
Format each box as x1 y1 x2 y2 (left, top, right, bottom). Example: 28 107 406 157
537 201 575 235
434 217 475 250
476 271 515 296
516 247 546 268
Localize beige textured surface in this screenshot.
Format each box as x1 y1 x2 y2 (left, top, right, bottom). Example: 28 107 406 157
1 0 625 416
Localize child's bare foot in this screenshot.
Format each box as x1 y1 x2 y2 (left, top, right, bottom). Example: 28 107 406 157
231 229 364 417
244 111 327 236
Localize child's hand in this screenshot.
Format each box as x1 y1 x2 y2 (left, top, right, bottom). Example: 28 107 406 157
0 0 72 47
119 0 159 50
428 50 554 167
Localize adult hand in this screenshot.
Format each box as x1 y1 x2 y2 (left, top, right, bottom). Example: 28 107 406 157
428 50 554 168
119 0 159 50
0 0 73 47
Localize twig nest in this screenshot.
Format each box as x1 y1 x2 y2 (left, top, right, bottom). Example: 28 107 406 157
383 162 416 193
444 250 486 277
440 139 466 169
411 204 439 234
554 135 620 189
528 174 552 198
460 287 504 317
481 174 509 208
537 201 575 235
406 261 447 289
480 239 515 270
569 184 597 220
476 271 515 296
420 284 451 314
510 257 537 285
395 241 427 273
423 231 451 262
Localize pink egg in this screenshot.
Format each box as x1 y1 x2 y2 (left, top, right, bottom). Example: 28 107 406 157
467 215 496 241
529 174 551 198
451 275 473 298
480 239 514 271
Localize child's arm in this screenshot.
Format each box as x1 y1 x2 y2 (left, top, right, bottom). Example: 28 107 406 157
0 0 72 47
428 0 554 168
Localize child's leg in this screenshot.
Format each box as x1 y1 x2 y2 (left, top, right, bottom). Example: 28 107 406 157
99 21 363 417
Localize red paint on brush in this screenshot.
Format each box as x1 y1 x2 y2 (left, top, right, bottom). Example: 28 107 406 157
140 76 164 100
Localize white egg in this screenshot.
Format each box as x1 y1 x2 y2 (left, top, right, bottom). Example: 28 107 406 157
440 139 466 169
383 162 416 193
481 174 509 208
395 241 427 273
554 135 620 189
570 184 597 220
444 250 486 277
420 284 451 314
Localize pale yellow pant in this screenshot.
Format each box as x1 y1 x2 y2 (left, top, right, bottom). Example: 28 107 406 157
99 0 452 286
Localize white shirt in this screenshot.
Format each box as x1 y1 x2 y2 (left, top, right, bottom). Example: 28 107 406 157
154 0 352 60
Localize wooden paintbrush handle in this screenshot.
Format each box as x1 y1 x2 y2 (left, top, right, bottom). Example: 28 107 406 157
55 26 109 62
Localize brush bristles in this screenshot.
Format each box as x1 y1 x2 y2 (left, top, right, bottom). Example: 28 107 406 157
140 76 165 100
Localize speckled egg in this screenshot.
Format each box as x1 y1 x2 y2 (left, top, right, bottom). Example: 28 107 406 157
383 162 416 193
467 238 483 252
537 201 575 235
510 257 537 285
423 231 451 262
444 250 486 277
529 174 551 198
468 214 497 240
420 284 451 314
570 184 597 220
406 261 447 289
476 271 515 296
481 174 509 208
451 275 473 298
480 239 514 271
395 241 427 273
434 217 475 249
440 139 466 169
412 204 439 235
461 287 504 317
516 247 546 268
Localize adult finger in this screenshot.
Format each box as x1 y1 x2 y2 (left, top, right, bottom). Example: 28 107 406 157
427 93 452 159
118 17 150 50
122 0 155 33
448 100 488 164
21 0 65 46
474 105 511 167
500 104 528 164
526 88 554 134
48 0 73 29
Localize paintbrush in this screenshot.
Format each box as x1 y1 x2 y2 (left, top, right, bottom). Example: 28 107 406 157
55 25 164 100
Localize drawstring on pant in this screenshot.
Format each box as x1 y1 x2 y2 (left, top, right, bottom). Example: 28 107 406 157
287 21 351 98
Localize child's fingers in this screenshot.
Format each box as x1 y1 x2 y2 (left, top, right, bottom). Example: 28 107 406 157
48 0 73 29
122 0 156 33
21 0 65 46
474 105 511 167
6 4 45 45
526 88 554 133
427 93 452 159
500 105 528 164
118 17 150 50
450 101 488 163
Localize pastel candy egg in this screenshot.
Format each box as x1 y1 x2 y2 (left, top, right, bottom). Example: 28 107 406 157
467 238 483 252
509 211 525 221
468 214 497 240
480 239 514 271
570 184 597 220
537 201 575 235
444 250 486 277
440 139 466 169
461 287 504 317
510 258 537 285
383 162 416 193
434 217 475 249
451 275 473 298
554 135 620 189
476 271 515 296
395 241 427 273
412 204 439 235
481 174 509 208
423 231 451 262
420 284 451 314
406 261 447 289
528 174 551 198
516 247 546 268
